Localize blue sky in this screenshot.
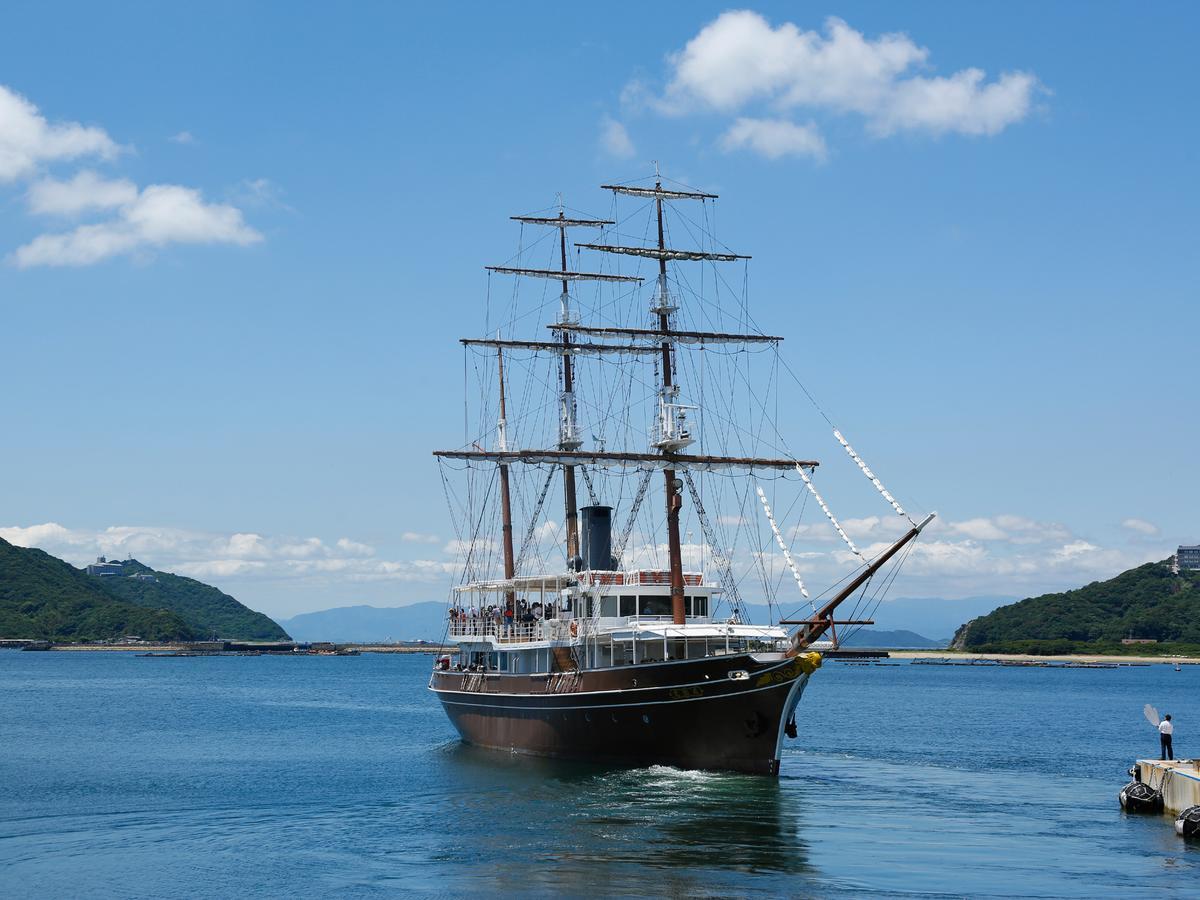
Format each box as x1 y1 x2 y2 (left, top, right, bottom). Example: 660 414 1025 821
2 2 1197 621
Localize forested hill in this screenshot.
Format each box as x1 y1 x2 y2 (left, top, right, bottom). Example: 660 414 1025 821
97 560 289 641
0 538 194 641
952 560 1200 653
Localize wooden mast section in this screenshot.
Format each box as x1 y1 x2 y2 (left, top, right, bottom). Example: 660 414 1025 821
495 347 516 607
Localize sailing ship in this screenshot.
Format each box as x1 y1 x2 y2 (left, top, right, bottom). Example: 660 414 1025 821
429 171 934 776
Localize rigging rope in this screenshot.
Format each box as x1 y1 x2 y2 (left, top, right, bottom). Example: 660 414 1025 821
514 466 557 572
579 465 599 506
613 469 652 562
683 470 745 622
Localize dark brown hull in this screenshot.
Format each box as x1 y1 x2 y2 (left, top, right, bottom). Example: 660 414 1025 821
430 652 819 776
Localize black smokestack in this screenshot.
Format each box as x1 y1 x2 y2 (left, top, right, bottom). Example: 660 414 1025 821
579 505 614 570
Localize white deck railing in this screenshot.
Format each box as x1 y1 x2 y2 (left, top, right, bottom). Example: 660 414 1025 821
448 617 577 643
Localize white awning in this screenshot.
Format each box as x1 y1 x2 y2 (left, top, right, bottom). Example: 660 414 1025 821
453 574 577 594
603 623 787 641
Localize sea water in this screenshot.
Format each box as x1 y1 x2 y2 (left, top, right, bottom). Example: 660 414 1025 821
1 651 1196 897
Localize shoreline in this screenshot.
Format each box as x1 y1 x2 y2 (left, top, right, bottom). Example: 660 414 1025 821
887 650 1199 665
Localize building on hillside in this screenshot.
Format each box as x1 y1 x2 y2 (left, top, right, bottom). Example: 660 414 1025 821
132 572 158 582
1178 545 1200 571
86 556 124 576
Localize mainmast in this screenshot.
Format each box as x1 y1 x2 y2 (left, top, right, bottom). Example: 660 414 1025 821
587 172 731 626
654 181 687 626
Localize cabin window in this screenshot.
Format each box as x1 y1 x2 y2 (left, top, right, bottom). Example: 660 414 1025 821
619 595 637 617
684 595 693 616
601 596 618 617
639 595 672 616
692 596 708 616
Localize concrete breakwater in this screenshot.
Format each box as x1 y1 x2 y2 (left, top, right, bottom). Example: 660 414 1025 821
1134 759 1200 816
891 650 1198 666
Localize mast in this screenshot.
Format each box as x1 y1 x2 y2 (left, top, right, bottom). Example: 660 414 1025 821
557 204 582 567
496 347 516 606
652 175 687 627
489 204 618 571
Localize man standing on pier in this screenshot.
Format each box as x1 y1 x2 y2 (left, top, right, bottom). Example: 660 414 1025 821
1160 714 1174 760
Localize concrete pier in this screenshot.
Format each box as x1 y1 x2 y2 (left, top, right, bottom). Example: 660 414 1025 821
1135 759 1200 814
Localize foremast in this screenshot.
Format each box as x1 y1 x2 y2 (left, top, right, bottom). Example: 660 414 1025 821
484 204 625 580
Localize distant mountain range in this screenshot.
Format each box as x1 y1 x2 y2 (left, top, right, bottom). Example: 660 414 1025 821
953 559 1200 654
0 538 288 642
281 600 948 648
281 602 449 643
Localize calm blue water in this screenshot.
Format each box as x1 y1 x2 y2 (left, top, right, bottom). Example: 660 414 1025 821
1 651 1197 898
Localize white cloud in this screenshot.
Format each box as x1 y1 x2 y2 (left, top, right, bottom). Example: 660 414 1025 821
874 67 1038 137
26 170 138 216
949 517 1009 541
0 521 459 587
336 537 375 556
2 84 262 268
169 130 194 144
401 531 440 544
0 522 75 547
0 84 119 182
632 12 1039 158
600 116 636 159
12 182 261 267
1051 539 1099 562
223 532 269 559
720 117 826 160
1121 517 1159 536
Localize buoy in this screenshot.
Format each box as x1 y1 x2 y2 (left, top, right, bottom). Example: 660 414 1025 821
1176 806 1200 838
1119 781 1164 813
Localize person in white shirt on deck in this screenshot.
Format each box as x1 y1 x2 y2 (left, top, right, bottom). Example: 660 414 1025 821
1160 714 1174 760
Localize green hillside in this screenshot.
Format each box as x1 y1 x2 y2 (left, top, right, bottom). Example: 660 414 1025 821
953 560 1200 654
96 560 289 641
0 538 194 642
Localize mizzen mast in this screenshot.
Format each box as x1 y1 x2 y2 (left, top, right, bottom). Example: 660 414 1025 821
495 346 516 607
